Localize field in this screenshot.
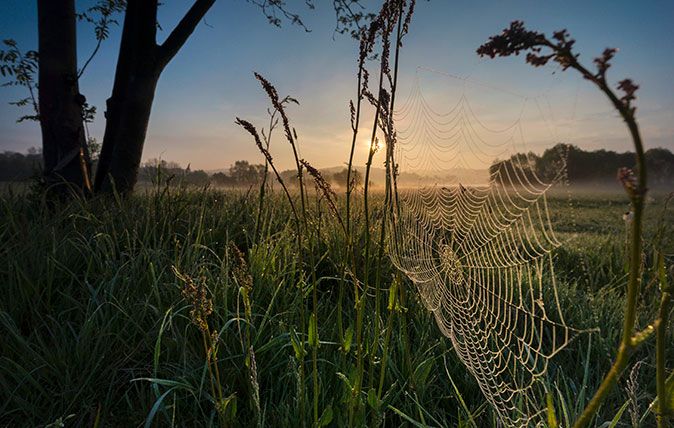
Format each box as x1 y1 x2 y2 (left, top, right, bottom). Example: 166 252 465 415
0 184 672 427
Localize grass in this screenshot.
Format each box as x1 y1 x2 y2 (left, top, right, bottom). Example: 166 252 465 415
0 184 672 427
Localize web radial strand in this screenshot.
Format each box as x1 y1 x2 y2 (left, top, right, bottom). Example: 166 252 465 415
388 75 583 427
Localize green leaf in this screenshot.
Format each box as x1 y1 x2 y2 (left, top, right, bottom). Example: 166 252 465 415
218 393 237 422
318 405 333 426
446 364 478 428
387 405 427 428
336 372 352 390
144 387 177 428
341 325 354 353
607 400 629 428
546 392 558 428
289 326 304 359
308 313 319 348
413 358 434 386
152 309 173 398
132 377 193 391
387 279 398 311
367 388 379 411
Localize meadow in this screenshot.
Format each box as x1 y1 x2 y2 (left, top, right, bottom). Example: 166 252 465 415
0 183 671 427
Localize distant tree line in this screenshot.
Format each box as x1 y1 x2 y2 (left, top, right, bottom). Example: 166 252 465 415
278 168 363 189
0 151 367 190
491 143 674 187
211 161 266 187
0 148 42 181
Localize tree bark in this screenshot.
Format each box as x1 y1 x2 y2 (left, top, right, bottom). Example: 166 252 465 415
38 0 92 194
94 0 215 194
94 0 160 193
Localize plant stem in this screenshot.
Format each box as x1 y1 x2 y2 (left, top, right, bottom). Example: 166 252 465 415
346 70 363 237
350 42 386 428
656 286 672 427
254 112 276 242
309 225 320 426
369 4 404 399
571 70 648 428
377 274 398 398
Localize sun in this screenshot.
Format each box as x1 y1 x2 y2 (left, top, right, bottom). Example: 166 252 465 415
365 137 384 153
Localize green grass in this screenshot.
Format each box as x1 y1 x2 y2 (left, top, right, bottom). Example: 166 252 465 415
0 185 671 427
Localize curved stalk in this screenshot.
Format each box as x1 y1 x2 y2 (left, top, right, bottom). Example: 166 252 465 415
477 24 662 428
570 63 648 428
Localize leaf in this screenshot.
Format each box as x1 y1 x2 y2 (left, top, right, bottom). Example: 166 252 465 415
17 115 40 123
546 392 558 428
219 393 237 422
335 371 355 402
308 313 319 348
445 363 478 428
132 377 193 391
9 97 31 107
607 400 629 428
387 405 427 428
285 95 300 105
413 358 434 386
387 278 398 311
0 65 13 77
341 325 354 353
318 405 333 426
152 308 173 398
289 326 304 359
144 386 176 428
367 388 379 411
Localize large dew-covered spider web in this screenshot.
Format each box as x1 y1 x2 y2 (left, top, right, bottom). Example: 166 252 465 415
387 71 585 427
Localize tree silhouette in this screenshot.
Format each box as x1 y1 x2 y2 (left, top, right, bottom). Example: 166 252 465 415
229 160 265 185
331 167 362 189
94 0 217 194
4 0 372 195
38 0 94 193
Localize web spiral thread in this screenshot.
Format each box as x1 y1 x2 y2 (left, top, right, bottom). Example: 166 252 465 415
388 74 584 427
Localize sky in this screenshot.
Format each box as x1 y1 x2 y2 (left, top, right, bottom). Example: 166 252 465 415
0 0 673 171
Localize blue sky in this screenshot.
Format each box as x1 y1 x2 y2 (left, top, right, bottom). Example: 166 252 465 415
1 0 672 170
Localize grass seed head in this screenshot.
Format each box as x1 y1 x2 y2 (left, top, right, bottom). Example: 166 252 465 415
173 266 213 332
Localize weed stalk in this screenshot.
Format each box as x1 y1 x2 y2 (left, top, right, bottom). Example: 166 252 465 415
476 22 668 428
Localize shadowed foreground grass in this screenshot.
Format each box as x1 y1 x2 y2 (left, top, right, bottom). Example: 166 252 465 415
0 186 671 427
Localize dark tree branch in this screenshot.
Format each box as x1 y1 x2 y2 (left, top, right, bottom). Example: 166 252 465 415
332 0 375 39
157 0 215 69
246 0 313 31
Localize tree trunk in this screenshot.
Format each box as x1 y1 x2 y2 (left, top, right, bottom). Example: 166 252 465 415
103 72 160 193
38 0 92 194
94 0 159 193
94 0 215 194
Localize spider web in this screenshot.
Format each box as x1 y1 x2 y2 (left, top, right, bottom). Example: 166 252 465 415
388 72 585 427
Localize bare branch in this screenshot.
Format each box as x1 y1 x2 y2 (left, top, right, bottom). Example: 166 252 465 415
246 0 313 31
157 0 215 69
